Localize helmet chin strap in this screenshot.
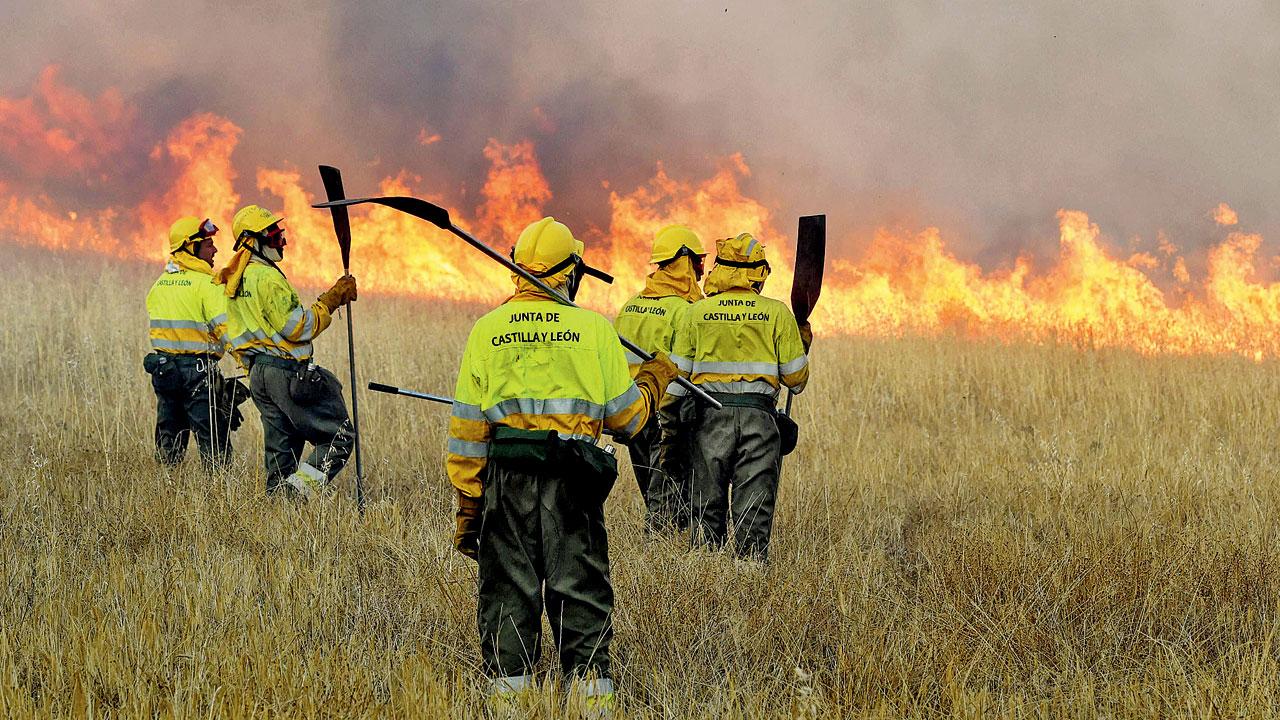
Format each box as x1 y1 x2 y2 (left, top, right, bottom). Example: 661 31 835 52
237 234 286 275
566 262 583 301
518 252 612 302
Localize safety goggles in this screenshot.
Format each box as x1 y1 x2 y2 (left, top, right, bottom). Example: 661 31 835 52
259 223 287 246
188 218 218 240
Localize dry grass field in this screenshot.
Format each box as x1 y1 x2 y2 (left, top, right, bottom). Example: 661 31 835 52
3 245 1280 718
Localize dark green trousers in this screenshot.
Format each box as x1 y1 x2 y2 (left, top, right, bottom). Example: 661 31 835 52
478 461 613 680
153 357 231 469
248 360 352 493
624 419 658 507
690 405 782 560
650 399 695 531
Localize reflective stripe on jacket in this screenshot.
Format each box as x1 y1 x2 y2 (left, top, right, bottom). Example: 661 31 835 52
145 258 228 356
223 262 332 365
668 288 809 399
446 289 654 498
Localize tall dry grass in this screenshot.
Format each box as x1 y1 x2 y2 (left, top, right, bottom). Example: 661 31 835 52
3 245 1280 718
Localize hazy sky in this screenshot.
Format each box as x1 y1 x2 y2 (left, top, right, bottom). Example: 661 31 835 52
2 0 1278 266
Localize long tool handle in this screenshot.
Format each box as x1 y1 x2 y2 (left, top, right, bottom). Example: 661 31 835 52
318 165 365 513
344 295 364 510
368 381 455 405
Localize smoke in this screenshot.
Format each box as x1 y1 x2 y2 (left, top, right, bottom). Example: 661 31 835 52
0 66 146 205
2 0 1279 266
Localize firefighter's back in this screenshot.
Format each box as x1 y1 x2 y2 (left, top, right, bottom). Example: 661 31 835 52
466 299 637 440
614 294 690 374
146 267 224 356
678 289 806 398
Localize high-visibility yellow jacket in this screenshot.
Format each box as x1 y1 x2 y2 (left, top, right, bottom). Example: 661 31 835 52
222 260 332 364
145 255 229 356
446 285 654 498
669 287 809 399
613 257 703 376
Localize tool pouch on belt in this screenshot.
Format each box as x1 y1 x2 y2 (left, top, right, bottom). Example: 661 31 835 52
288 363 330 404
142 353 184 394
489 427 619 509
775 411 799 456
214 374 252 431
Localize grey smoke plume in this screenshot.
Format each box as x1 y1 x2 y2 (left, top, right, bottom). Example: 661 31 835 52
2 0 1278 268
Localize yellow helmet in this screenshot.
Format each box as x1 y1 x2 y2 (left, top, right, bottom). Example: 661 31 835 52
513 217 578 276
232 205 284 245
512 217 615 299
649 224 705 264
168 216 202 253
706 232 771 293
168 216 219 253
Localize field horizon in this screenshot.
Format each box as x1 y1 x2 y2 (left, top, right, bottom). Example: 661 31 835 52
4 246 1280 718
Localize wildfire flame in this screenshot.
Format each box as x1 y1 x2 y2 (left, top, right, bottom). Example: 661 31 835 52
0 66 135 184
1213 202 1239 227
3 67 1280 361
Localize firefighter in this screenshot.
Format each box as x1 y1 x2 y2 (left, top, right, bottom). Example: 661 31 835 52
445 217 677 714
667 232 811 561
144 216 239 469
613 224 705 531
215 204 358 498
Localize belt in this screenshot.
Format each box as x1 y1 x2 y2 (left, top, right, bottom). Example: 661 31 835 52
248 354 307 371
706 392 777 412
155 352 220 364
154 352 222 372
492 426 598 446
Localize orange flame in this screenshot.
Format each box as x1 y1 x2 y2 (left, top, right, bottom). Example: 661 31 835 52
1 110 239 257
474 139 553 245
417 128 442 146
4 66 1280 361
814 210 1280 359
1213 202 1239 227
0 65 135 184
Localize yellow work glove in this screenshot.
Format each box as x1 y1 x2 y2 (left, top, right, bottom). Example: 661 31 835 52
634 351 679 406
454 490 483 561
318 274 358 312
799 320 813 353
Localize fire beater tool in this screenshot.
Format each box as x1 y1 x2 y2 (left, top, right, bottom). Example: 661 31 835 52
318 165 366 513
786 214 826 417
368 381 454 406
311 194 723 410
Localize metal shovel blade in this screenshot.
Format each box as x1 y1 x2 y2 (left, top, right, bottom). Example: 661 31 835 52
791 214 826 323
